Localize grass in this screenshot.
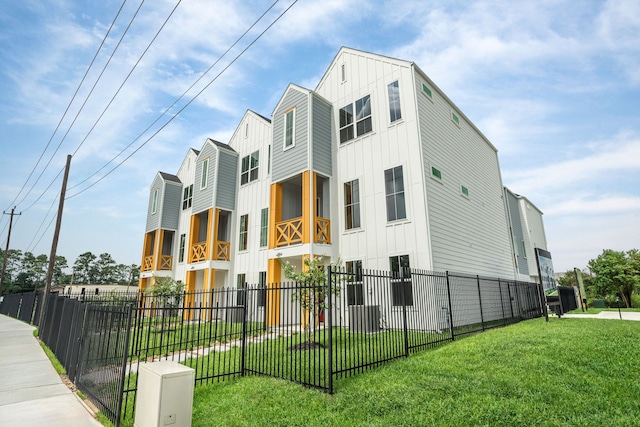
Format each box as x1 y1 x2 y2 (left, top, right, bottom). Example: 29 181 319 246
186 317 640 427
566 307 640 314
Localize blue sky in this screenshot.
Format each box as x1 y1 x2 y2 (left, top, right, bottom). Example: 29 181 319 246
1 0 638 273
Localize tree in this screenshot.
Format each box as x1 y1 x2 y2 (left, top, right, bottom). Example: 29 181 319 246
588 249 640 308
53 256 70 286
280 256 343 347
557 269 593 294
73 252 97 284
145 276 185 313
94 252 117 284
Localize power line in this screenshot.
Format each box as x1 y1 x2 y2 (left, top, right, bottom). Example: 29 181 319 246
67 0 299 199
26 195 59 253
6 0 130 211
70 0 280 191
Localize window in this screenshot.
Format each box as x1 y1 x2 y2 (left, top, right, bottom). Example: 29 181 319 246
267 145 271 174
388 81 402 122
241 151 259 185
239 214 248 251
461 185 469 197
431 166 442 181
151 189 159 214
182 184 193 210
236 273 246 305
513 235 520 256
344 179 361 230
201 158 209 189
245 122 249 138
346 260 363 306
389 255 413 306
178 234 186 263
451 111 460 126
422 83 433 99
384 166 406 221
258 271 267 307
260 208 268 247
341 63 346 82
522 241 527 258
284 109 295 149
339 94 372 143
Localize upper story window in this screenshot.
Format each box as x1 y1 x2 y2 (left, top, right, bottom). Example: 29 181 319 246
344 179 361 230
388 81 402 123
384 166 406 222
200 158 209 189
241 151 259 185
182 184 193 210
260 208 269 247
151 188 159 214
239 214 248 251
284 108 295 149
178 234 186 263
340 94 372 143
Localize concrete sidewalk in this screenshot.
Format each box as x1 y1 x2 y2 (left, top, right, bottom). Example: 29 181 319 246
0 314 102 427
561 311 640 321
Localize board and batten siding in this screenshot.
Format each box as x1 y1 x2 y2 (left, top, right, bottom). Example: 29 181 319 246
311 95 332 177
506 191 529 276
415 71 515 279
192 143 218 214
160 182 182 231
272 87 309 182
216 150 238 211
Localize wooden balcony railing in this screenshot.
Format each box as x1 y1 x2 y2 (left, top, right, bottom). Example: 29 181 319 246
275 217 303 247
159 255 173 270
214 241 230 261
142 255 154 272
191 241 207 262
315 217 331 244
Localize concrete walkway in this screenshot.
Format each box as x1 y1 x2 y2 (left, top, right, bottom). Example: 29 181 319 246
561 310 640 321
0 314 102 427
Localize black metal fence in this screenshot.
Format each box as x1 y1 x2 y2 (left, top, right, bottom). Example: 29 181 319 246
0 268 544 426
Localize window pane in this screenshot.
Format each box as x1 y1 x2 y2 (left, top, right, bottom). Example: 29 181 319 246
396 192 406 220
388 81 401 122
250 169 258 181
250 151 259 168
356 95 371 120
393 166 404 192
285 110 294 147
241 172 248 185
356 117 372 136
340 104 353 127
386 194 396 221
241 156 249 173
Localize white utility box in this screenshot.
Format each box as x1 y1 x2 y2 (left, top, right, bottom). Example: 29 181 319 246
134 361 195 427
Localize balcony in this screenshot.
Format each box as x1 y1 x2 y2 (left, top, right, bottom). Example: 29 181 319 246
275 217 303 247
315 217 330 244
191 241 207 262
142 255 154 272
159 255 173 270
214 241 230 261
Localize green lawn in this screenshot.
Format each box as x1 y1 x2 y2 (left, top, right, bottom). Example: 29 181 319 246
189 317 640 427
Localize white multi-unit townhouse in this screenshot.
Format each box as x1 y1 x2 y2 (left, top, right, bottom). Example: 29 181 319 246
139 47 548 321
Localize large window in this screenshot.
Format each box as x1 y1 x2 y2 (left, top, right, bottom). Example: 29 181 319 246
239 214 248 251
151 189 159 214
260 208 268 247
284 109 295 149
182 184 193 210
388 81 402 122
178 234 186 263
241 151 259 185
344 179 361 230
384 166 406 221
201 158 209 189
339 94 372 143
389 255 412 306
346 260 363 306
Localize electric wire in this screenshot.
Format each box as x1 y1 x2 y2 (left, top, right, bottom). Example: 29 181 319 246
26 196 59 253
21 166 65 213
14 0 149 210
5 0 129 211
66 0 300 199
69 0 281 191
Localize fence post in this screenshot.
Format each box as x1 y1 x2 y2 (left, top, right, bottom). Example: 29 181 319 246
506 281 514 319
327 266 334 394
241 287 248 377
476 275 485 331
497 279 506 326
445 272 455 341
401 268 410 357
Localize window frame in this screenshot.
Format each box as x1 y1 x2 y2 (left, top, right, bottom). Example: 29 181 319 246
239 214 249 251
200 158 209 189
387 80 402 123
182 184 193 210
260 208 268 247
346 260 363 306
389 254 413 306
344 179 361 230
384 166 407 222
284 108 296 150
339 94 373 144
241 150 260 185
151 188 159 214
178 234 186 263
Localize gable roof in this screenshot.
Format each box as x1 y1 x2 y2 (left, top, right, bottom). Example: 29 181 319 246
158 171 181 183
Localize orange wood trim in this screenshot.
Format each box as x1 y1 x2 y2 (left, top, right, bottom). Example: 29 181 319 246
268 182 283 249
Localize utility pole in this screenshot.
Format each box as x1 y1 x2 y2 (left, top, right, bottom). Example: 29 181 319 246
0 207 21 298
38 155 72 328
